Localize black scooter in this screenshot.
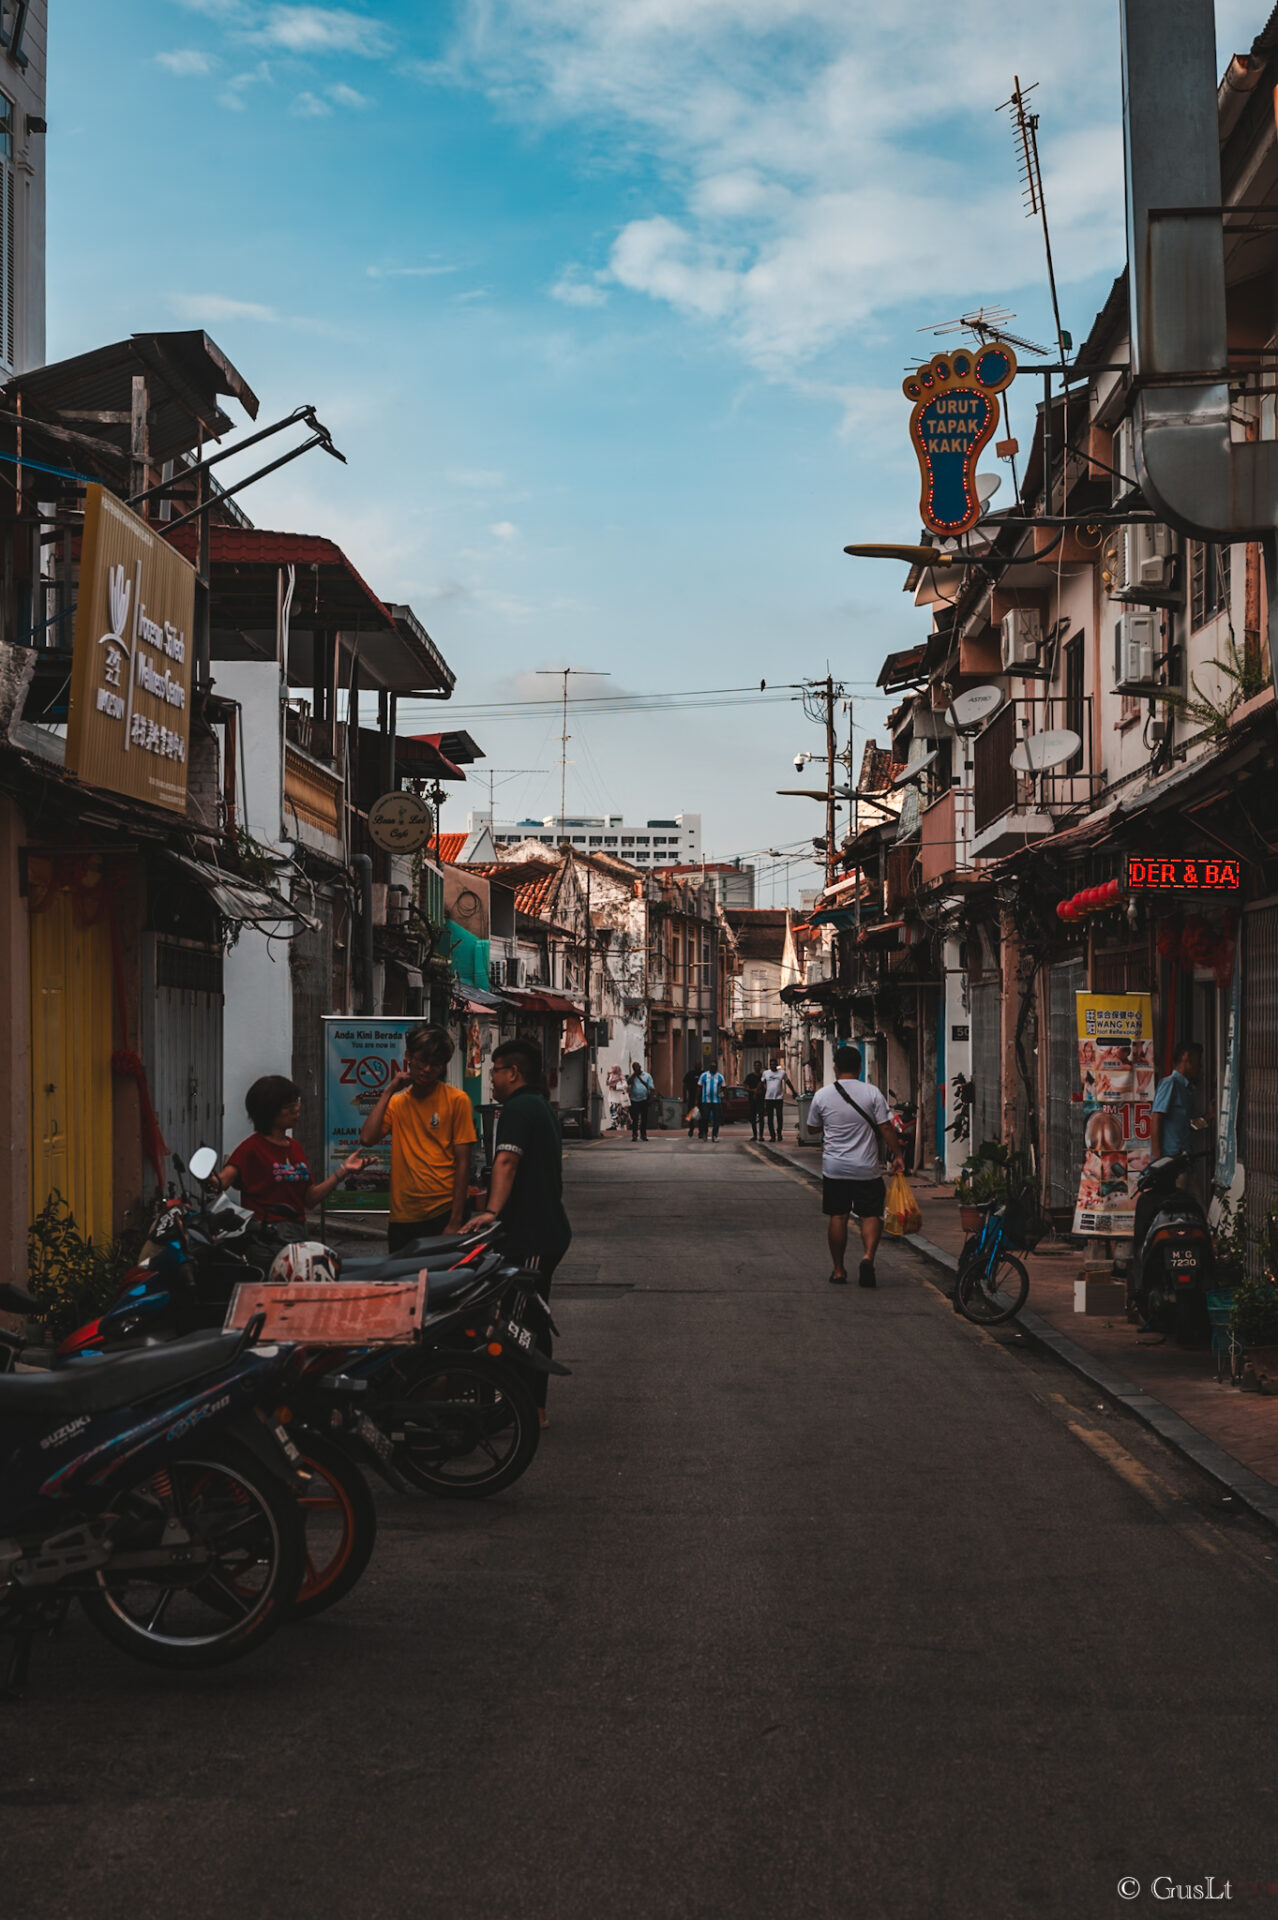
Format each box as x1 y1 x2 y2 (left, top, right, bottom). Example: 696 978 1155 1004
1130 1152 1214 1343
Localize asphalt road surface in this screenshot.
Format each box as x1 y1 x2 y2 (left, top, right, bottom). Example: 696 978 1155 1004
8 1132 1278 1920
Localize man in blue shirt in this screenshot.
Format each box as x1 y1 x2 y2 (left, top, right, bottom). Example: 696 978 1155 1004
1151 1043 1203 1160
697 1060 725 1141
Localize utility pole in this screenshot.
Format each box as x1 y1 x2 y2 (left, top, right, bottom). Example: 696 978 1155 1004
823 673 837 889
536 668 609 835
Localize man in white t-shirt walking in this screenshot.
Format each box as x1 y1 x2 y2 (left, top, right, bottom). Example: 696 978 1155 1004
807 1044 904 1287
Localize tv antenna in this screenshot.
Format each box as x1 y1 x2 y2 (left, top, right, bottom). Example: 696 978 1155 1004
922 307 1048 358
482 766 541 826
534 667 610 828
997 76 1069 369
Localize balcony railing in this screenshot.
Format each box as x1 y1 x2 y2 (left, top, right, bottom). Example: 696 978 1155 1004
971 696 1096 836
919 787 973 887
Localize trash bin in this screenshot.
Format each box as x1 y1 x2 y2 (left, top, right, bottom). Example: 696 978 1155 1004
796 1092 820 1144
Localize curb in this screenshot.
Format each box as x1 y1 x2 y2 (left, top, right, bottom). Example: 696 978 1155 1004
749 1140 1278 1533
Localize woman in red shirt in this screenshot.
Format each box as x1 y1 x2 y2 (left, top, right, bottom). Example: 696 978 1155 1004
219 1075 367 1224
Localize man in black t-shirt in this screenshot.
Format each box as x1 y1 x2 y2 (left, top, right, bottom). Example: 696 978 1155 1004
469 1037 571 1424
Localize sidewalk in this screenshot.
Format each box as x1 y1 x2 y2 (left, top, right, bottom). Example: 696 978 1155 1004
752 1136 1278 1527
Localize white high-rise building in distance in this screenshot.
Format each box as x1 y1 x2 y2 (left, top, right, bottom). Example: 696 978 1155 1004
468 810 701 870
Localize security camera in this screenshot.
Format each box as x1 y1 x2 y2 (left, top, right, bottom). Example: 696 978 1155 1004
793 753 806 772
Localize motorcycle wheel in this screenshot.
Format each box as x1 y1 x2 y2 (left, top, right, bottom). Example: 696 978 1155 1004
80 1437 305 1670
390 1357 539 1499
290 1428 378 1622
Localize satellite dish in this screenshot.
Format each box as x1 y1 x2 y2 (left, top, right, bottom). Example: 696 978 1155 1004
946 686 1006 733
1010 730 1082 774
976 472 1002 506
891 750 939 790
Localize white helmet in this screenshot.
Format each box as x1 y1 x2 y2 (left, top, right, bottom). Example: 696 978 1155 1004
268 1240 341 1286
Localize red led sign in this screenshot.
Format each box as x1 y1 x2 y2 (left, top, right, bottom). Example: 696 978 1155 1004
1125 856 1241 892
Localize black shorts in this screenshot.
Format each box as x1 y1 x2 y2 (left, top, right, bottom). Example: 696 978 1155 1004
822 1176 886 1220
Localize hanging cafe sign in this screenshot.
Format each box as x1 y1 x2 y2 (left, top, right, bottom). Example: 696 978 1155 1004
903 344 1018 538
65 485 197 816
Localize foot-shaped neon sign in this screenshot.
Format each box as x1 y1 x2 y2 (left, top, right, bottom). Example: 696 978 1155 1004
903 345 1017 537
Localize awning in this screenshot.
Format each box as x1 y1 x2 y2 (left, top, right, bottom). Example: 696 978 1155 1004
455 983 512 1013
811 907 861 930
166 529 452 696
503 987 585 1018
164 853 309 928
857 918 907 946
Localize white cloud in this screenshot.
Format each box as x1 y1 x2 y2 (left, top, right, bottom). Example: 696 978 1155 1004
328 81 370 108
219 61 272 109
490 521 518 540
427 0 1154 373
367 262 460 279
290 89 331 116
549 269 608 309
252 6 390 56
447 468 506 488
168 292 280 323
156 48 216 75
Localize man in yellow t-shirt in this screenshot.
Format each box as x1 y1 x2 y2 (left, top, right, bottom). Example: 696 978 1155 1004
360 1025 477 1252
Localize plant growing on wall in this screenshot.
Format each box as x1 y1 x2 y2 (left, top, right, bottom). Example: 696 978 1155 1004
26 1192 131 1341
1156 627 1271 744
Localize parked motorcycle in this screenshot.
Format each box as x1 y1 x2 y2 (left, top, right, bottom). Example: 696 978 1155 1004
887 1089 918 1171
1129 1152 1214 1343
0 1287 308 1693
54 1149 562 1503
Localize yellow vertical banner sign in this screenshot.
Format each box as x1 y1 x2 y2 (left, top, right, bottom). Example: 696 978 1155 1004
28 875 115 1245
1072 993 1156 1237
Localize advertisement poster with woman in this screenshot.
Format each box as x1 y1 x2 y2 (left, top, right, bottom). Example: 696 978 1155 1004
1073 993 1155 1236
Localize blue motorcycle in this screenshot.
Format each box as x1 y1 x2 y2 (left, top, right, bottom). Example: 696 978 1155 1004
0 1284 307 1694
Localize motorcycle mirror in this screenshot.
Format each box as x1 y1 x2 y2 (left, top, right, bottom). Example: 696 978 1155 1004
188 1146 218 1183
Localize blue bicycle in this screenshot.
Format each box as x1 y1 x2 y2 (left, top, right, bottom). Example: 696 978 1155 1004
954 1189 1038 1325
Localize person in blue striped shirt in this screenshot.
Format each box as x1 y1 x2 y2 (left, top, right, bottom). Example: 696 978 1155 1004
697 1061 725 1141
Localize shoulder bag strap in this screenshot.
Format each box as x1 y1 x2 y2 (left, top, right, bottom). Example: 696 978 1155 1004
832 1080 885 1158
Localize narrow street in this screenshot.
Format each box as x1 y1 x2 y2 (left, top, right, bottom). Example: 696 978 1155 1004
8 1135 1278 1920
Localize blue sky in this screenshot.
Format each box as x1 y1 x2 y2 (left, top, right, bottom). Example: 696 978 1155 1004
49 0 1262 899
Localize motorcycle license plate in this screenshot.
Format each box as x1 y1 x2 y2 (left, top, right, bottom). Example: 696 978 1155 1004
1172 1251 1199 1269
498 1318 534 1354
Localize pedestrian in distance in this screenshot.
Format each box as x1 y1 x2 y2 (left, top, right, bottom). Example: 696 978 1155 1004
360 1025 477 1253
807 1045 903 1287
683 1065 701 1139
628 1060 656 1141
469 1038 572 1428
219 1076 371 1224
697 1059 725 1142
762 1055 797 1143
745 1062 765 1141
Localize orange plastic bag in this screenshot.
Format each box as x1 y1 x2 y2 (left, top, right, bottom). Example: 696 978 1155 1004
884 1169 922 1238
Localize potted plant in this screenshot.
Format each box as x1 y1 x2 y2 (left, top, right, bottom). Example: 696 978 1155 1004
1230 1268 1278 1390
956 1142 1011 1233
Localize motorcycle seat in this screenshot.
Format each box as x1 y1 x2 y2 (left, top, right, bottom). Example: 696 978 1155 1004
0 1331 247 1417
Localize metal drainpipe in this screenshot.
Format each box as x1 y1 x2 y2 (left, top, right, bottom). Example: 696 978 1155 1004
354 853 375 1015
1121 0 1278 678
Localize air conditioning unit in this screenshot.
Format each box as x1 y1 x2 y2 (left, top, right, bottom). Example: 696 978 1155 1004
1111 415 1137 505
1000 607 1043 670
1114 609 1159 691
1112 522 1176 602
